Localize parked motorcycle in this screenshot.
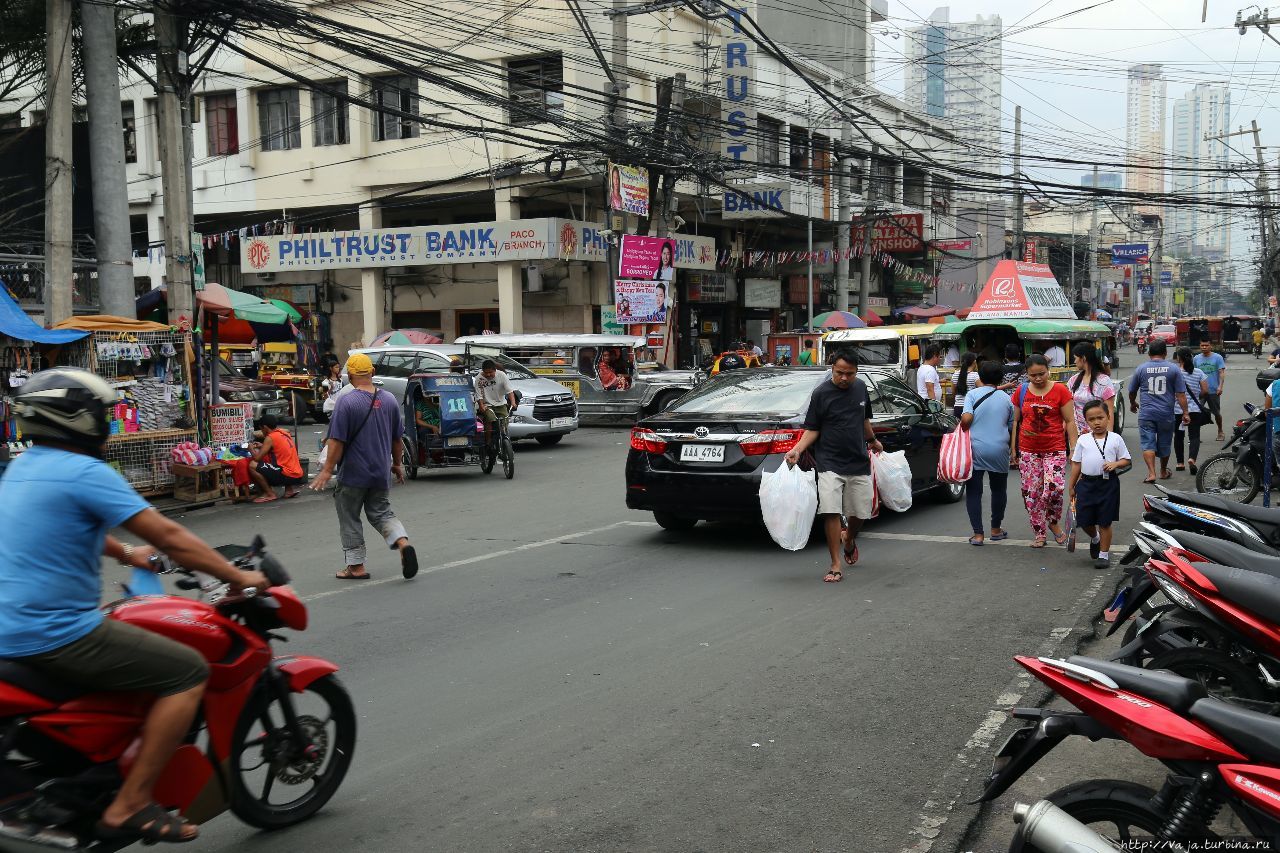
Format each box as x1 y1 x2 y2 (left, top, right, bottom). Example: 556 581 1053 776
1197 400 1280 504
0 537 355 851
1137 486 1280 553
982 655 1280 846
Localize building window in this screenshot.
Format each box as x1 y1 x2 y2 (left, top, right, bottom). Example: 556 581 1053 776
870 157 894 202
371 75 419 141
258 88 300 151
29 110 45 126
811 134 830 189
903 166 926 207
849 157 865 195
0 113 20 130
789 126 809 180
205 92 238 156
312 82 348 146
122 101 136 163
508 55 564 126
758 116 782 167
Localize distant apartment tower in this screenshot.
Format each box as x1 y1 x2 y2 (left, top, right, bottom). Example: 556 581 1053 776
1080 172 1122 190
1125 63 1167 214
904 7 1003 174
1168 83 1231 257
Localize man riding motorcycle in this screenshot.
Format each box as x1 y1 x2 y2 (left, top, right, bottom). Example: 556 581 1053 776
0 368 269 844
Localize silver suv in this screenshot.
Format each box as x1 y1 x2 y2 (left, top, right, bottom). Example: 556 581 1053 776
349 345 579 446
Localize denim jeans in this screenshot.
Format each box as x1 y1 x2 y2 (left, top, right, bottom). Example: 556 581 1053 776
965 469 1009 535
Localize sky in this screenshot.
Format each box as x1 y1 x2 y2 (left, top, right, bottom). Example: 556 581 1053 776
870 0 1280 286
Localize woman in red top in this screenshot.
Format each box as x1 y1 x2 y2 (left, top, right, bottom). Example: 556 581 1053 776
1011 355 1079 548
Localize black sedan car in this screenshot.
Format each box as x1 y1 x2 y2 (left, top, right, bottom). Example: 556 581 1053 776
625 366 963 530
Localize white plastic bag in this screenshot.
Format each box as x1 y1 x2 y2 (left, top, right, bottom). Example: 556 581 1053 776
759 463 819 551
872 450 913 512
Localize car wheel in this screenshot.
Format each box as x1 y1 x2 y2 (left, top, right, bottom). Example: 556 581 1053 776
648 390 683 415
932 480 965 503
653 512 698 531
536 434 563 446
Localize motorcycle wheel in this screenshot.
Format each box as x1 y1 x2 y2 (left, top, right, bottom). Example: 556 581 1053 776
1036 780 1170 851
1196 452 1260 504
229 675 357 829
502 435 515 480
1116 604 1223 666
1147 647 1268 704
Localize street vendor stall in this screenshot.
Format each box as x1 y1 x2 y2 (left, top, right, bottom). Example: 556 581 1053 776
50 315 196 495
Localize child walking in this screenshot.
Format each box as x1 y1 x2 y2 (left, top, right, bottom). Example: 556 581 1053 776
1068 400 1133 569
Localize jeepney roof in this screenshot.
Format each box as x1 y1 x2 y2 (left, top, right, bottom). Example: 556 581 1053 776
822 324 936 343
930 319 1111 340
453 333 647 348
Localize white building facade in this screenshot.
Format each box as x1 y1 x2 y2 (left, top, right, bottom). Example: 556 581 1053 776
1125 63 1167 214
1168 83 1232 259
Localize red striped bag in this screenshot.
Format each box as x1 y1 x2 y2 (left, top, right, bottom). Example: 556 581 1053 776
937 427 973 484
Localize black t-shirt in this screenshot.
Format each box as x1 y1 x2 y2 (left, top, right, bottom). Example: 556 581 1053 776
803 378 871 475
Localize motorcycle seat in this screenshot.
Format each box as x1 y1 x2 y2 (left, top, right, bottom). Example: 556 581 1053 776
1162 488 1280 530
1066 656 1207 714
0 659 88 704
1195 563 1280 626
1190 697 1280 764
1172 531 1280 574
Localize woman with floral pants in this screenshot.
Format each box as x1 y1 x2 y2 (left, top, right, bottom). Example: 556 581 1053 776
1012 355 1079 548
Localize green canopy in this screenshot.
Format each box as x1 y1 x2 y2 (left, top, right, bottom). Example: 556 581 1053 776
269 299 303 322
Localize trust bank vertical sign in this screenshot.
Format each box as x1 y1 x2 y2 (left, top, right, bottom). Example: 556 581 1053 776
722 5 754 169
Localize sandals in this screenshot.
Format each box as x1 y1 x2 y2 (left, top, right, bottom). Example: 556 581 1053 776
335 568 371 580
1030 537 1047 549
1160 470 1173 480
843 540 859 565
252 494 278 504
968 536 984 546
283 488 300 499
96 803 197 844
823 570 843 582
1175 465 1186 472
1051 530 1069 546
989 531 1009 541
1189 461 1198 475
400 544 419 580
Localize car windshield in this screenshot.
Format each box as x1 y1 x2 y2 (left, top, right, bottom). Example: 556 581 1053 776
670 370 826 414
216 358 243 378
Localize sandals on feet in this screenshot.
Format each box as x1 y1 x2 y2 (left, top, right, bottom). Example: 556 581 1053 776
823 570 843 582
989 531 1009 541
335 568 370 580
968 536 984 546
252 494 278 504
400 544 418 580
96 803 197 844
1030 537 1047 549
1052 530 1069 546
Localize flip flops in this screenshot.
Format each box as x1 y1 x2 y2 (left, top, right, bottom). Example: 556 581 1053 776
823 570 843 582
96 803 197 844
400 544 419 580
968 536 984 546
989 531 1009 541
335 568 370 580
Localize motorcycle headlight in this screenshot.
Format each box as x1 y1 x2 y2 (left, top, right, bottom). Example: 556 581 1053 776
1153 572 1198 612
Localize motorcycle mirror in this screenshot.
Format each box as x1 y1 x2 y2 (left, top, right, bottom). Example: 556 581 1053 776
247 534 266 557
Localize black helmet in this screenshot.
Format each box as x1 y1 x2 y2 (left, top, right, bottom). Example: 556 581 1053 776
12 367 117 455
719 353 747 372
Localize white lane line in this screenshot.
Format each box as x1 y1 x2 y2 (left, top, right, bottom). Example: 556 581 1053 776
859 532 1038 547
899 570 1111 853
302 520 650 602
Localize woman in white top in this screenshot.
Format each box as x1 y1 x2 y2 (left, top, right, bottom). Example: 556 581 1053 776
320 362 345 417
951 351 980 419
1173 346 1209 474
1067 342 1115 437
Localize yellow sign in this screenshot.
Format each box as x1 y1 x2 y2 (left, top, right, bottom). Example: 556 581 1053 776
556 380 581 397
1174 288 1186 305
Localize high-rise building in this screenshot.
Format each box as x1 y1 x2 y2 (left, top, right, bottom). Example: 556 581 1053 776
1080 172 1122 190
1168 83 1231 258
1125 63 1167 214
903 8 1003 173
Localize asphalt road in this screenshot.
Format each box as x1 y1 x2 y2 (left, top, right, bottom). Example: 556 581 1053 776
161 348 1249 853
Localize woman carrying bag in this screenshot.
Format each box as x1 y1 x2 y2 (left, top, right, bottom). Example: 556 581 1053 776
1173 346 1209 473
1067 342 1115 435
960 361 1016 546
1012 355 1079 549
952 351 980 419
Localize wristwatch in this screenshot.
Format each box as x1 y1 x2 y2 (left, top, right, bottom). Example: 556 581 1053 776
118 543 135 567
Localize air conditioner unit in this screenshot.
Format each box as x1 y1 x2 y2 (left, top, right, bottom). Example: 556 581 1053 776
522 265 543 292
258 272 275 282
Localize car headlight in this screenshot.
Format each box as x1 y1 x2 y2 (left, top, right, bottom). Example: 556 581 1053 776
1152 572 1198 612
227 391 256 402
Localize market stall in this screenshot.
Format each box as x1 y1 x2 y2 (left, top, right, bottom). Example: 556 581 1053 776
51 315 196 496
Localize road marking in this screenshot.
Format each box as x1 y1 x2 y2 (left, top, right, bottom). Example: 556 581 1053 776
301 521 649 602
860 532 1038 547
899 570 1112 853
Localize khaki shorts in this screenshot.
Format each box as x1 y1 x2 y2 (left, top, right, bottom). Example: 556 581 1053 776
18 619 209 698
817 471 875 519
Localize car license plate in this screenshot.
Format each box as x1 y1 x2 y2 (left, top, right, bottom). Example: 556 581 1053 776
446 437 468 447
557 380 581 397
550 417 574 429
680 444 725 463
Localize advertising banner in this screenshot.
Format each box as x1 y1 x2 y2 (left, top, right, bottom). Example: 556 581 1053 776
600 305 625 334
209 404 253 445
967 260 1075 320
1110 243 1149 264
607 162 650 216
1159 270 1173 285
853 214 925 253
1023 239 1037 264
688 271 730 302
615 280 671 324
723 183 790 219
619 235 678 281
743 278 781 308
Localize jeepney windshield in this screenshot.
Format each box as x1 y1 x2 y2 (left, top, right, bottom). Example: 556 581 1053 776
830 340 899 367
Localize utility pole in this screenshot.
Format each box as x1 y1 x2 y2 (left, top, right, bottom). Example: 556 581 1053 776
1012 105 1024 262
81 0 137 318
609 0 628 136
1089 164 1099 307
857 202 874 317
835 0 867 314
155 4 195 329
43 0 74 325
1207 122 1276 298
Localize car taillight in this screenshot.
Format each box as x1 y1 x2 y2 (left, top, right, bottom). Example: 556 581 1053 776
740 429 805 456
630 427 668 453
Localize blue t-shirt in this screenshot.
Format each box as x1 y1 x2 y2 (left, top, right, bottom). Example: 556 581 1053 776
1126 360 1188 422
329 388 403 490
1270 378 1280 434
0 446 150 656
1193 352 1226 393
963 386 1015 473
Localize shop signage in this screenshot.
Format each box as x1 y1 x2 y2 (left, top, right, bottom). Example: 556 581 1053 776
1140 284 1155 298
744 278 781 308
933 238 972 252
723 183 789 219
600 305 625 334
866 296 889 307
1110 243 1149 264
607 162 650 216
787 274 820 304
853 214 924 253
673 234 716 270
721 5 754 167
191 230 206 291
688 271 729 301
1022 239 1037 263
615 280 670 324
619 235 677 280
209 404 253 445
967 260 1075 320
1160 270 1173 285
1174 287 1186 305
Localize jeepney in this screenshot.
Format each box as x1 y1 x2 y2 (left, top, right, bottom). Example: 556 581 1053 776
819 325 938 387
453 334 703 423
258 342 323 422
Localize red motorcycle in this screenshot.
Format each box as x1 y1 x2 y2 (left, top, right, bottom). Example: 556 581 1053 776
0 538 355 851
982 653 1280 847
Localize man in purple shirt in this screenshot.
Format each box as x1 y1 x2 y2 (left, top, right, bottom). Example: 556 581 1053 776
311 353 417 580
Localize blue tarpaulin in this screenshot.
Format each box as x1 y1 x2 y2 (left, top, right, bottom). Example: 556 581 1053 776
0 281 89 344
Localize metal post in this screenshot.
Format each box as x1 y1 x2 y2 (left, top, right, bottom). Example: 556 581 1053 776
1012 105 1023 261
156 4 195 329
858 205 874 317
1089 165 1099 308
835 151 851 313
806 217 814 332
43 0 74 324
1070 208 1077 300
81 0 137 318
1267 409 1275 508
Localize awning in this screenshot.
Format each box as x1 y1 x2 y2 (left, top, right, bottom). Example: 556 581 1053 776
899 304 956 319
0 284 89 344
52 315 170 333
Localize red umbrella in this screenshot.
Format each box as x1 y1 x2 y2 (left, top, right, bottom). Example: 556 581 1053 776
862 311 885 327
899 304 956 319
371 328 444 346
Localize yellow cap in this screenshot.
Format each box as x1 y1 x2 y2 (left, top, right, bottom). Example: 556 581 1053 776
346 353 374 375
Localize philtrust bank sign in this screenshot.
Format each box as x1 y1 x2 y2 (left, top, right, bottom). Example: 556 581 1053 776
722 5 754 168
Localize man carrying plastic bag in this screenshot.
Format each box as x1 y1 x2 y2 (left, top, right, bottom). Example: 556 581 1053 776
783 349 883 582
